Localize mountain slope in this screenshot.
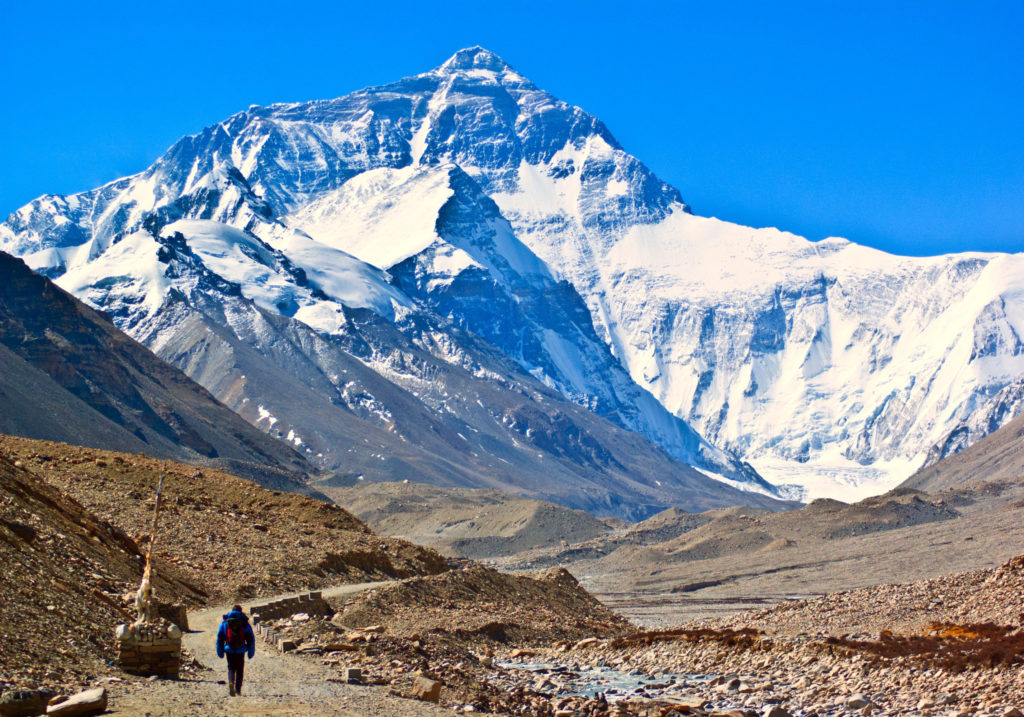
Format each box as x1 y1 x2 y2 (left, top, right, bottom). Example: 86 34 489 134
0 451 204 688
0 50 768 499
0 250 311 488
4 223 785 518
899 405 1024 493
4 46 1017 501
319 480 614 559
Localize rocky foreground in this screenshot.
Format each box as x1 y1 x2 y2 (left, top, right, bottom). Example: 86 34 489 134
0 436 448 699
5 433 1024 716
237 556 1024 717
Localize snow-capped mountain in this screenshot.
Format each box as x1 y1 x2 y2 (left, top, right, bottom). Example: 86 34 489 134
29 214 788 519
4 46 1022 502
0 48 772 504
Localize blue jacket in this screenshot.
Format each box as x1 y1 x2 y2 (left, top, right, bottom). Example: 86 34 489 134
216 609 256 659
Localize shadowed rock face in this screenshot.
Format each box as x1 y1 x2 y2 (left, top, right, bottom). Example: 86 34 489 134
0 250 310 488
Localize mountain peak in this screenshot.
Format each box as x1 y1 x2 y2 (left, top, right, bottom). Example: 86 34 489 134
437 46 512 74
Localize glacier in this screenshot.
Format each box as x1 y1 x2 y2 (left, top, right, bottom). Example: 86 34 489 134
4 46 1024 502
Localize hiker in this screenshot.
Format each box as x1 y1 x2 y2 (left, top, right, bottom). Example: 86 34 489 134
216 604 255 696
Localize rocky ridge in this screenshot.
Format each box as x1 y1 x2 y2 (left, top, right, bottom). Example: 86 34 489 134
0 250 311 488
901 406 1024 493
0 435 449 604
321 480 613 559
0 452 201 692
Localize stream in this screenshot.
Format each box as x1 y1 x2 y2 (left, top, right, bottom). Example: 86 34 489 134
499 660 715 704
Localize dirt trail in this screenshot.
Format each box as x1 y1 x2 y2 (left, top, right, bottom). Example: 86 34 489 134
106 582 453 716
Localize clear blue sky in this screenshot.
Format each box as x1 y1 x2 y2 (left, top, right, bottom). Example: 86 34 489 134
2 0 1021 256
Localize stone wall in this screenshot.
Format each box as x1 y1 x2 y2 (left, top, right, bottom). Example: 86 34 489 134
250 592 331 652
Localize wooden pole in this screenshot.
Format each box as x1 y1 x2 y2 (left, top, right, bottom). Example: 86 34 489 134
146 462 166 567
136 462 165 624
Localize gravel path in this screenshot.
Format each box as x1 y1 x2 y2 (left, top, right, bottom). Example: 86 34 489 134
105 582 454 716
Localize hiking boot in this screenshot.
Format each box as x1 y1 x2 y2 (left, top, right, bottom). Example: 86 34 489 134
229 684 236 697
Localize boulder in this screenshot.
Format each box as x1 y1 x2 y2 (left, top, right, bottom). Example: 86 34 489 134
1 521 37 544
761 707 792 717
1 689 53 717
412 674 442 703
45 688 106 717
673 697 710 712
847 694 876 710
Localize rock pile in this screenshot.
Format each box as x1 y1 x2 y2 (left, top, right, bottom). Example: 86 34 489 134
114 619 181 678
252 592 332 623
329 565 631 644
251 564 633 713
705 552 1024 638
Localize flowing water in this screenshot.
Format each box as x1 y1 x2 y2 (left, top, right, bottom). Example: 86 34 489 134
499 660 714 704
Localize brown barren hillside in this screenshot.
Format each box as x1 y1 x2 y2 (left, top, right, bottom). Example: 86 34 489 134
0 250 311 486
322 480 613 558
902 408 1024 492
0 453 204 689
331 563 632 643
0 435 449 605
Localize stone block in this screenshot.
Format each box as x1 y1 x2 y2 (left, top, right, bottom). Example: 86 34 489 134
156 602 189 632
342 668 362 684
412 674 442 703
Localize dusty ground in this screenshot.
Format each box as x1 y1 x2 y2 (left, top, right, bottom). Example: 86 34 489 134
106 583 459 716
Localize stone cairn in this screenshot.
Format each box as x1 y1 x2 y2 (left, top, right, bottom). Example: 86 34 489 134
114 466 182 678
250 592 332 652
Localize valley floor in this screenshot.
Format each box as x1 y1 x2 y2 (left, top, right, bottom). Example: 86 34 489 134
102 553 1024 717
107 582 454 717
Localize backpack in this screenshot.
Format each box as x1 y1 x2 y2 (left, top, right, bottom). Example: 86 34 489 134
225 619 246 650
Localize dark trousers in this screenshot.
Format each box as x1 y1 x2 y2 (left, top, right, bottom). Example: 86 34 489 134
226 652 245 693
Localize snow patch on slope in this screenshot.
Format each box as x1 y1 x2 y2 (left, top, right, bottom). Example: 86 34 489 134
286 166 454 269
